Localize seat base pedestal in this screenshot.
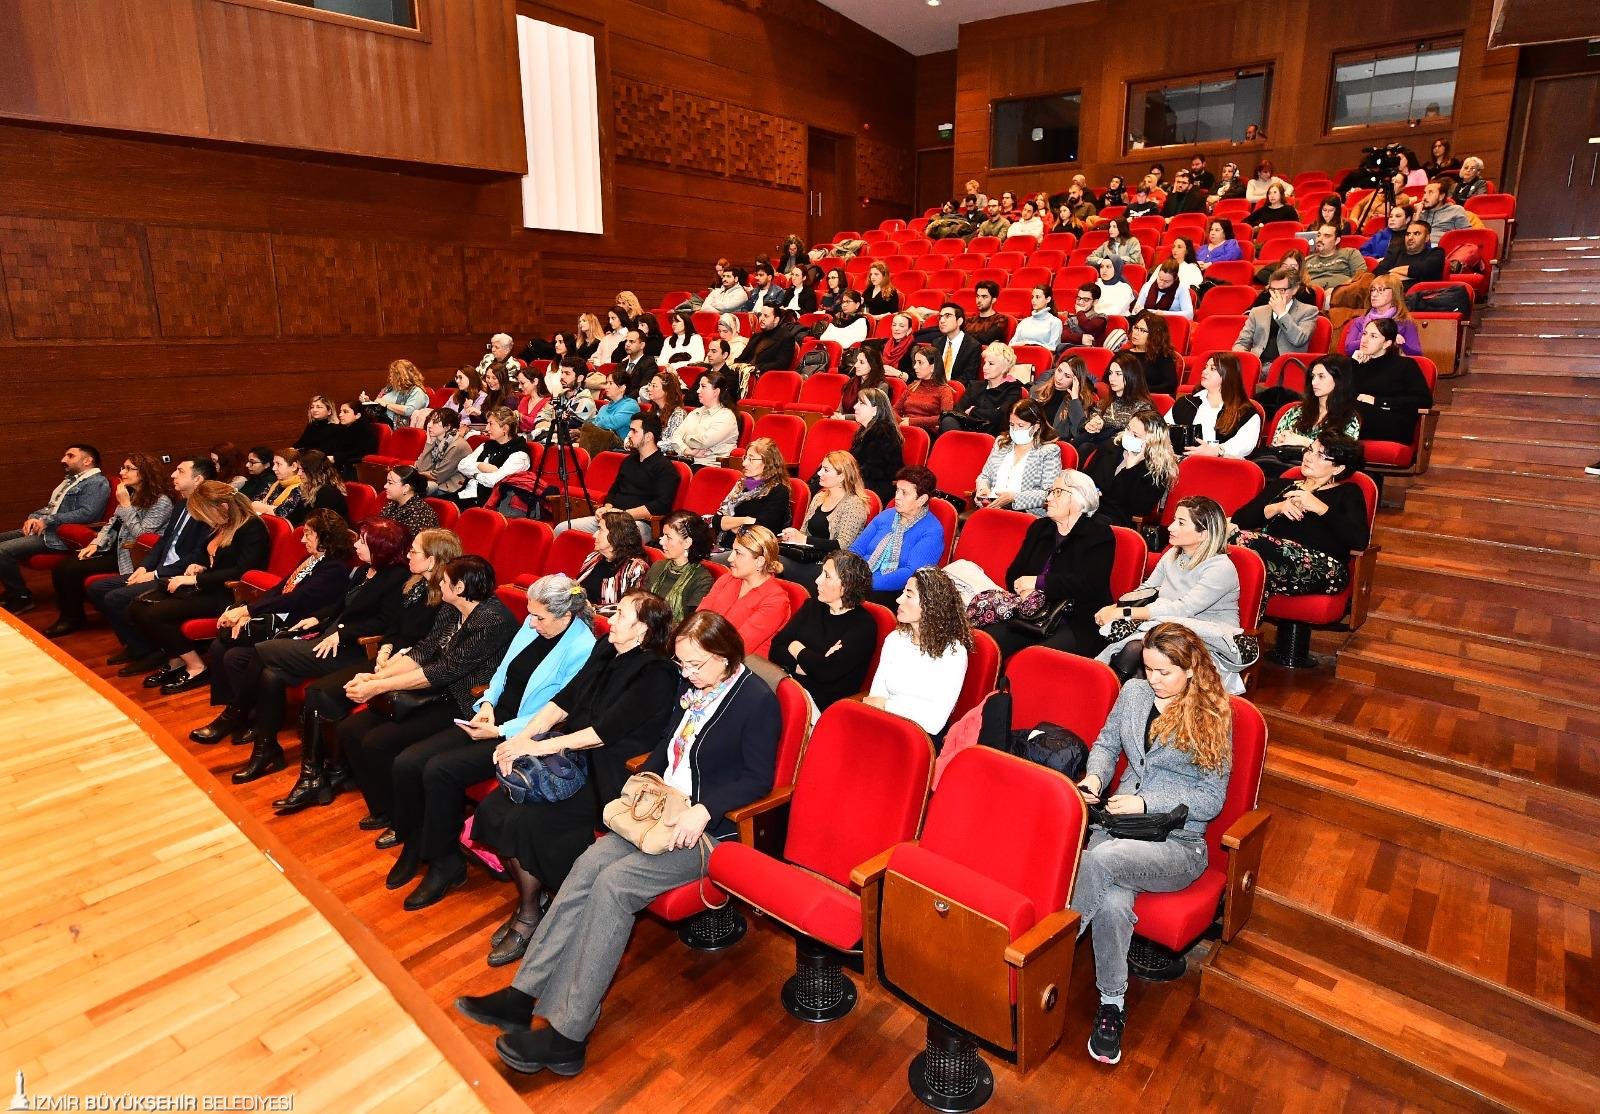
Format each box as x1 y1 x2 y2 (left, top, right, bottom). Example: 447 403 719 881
1267 619 1318 669
1128 936 1187 982
908 1019 994 1112
676 906 747 952
780 937 858 1023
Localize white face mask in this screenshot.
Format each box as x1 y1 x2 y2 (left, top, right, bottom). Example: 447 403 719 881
1009 426 1034 445
1119 432 1145 453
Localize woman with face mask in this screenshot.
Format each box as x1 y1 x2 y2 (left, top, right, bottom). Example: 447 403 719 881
972 400 1064 517
1085 407 1178 527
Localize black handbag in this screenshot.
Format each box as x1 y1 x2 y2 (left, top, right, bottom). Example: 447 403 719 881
368 689 451 721
1090 802 1189 841
1007 721 1089 780
977 677 1013 749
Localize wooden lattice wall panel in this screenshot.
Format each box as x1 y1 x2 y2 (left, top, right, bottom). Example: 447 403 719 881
0 216 157 340
146 226 277 338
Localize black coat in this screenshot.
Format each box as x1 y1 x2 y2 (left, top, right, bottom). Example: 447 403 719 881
294 419 339 455
554 642 680 807
141 507 212 577
1087 452 1166 528
850 424 905 508
413 598 520 715
244 555 352 625
195 517 272 593
937 332 982 387
1234 478 1371 559
952 379 1024 437
1002 514 1116 651
309 563 410 641
1350 350 1433 444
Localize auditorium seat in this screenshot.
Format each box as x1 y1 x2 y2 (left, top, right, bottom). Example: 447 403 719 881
1186 315 1249 357
951 507 1033 588
177 516 305 645
796 419 858 481
1264 469 1379 667
927 431 995 507
454 507 505 560
1196 285 1258 319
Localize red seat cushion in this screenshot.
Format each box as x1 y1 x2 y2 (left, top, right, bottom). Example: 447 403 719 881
1266 589 1350 624
709 841 861 950
1362 440 1414 468
647 879 728 921
1132 867 1226 951
21 553 68 572
180 618 219 642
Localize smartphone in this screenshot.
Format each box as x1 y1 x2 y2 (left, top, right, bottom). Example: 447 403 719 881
452 718 476 728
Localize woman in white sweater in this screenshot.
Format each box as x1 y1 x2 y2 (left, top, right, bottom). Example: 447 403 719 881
662 370 740 464
865 567 972 736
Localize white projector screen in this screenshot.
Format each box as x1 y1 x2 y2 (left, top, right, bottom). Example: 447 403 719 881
517 15 604 234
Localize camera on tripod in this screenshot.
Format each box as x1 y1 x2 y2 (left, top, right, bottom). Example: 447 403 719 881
1358 144 1403 187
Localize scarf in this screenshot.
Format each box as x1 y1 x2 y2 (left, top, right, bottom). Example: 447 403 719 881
881 330 914 370
1147 281 1180 311
265 476 302 508
670 667 744 776
719 476 777 516
284 554 322 592
868 506 927 574
650 559 701 620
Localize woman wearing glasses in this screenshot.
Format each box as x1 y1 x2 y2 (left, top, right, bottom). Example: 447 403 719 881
457 609 780 1080
1231 433 1370 596
468 589 679 966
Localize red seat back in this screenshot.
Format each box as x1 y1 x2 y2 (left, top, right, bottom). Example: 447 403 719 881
1006 647 1120 749
950 507 1032 588
784 702 933 886
861 600 898 686
1228 544 1267 630
1161 457 1266 525
1108 526 1148 598
900 424 930 468
949 630 1000 727
543 528 594 579
491 518 552 586
773 676 811 788
454 507 506 559
679 466 741 517
797 418 859 480
792 373 848 412
424 497 458 529
263 514 308 580
926 496 958 564
750 413 807 464
1464 193 1515 220
578 451 626 500
1205 698 1268 866
787 478 811 531
384 426 426 462
1203 260 1255 287
1188 315 1247 356
345 483 381 522
748 370 803 406
927 431 995 502
1197 285 1258 319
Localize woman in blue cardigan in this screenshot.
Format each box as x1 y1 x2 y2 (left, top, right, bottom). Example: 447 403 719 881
848 465 946 606
384 574 600 912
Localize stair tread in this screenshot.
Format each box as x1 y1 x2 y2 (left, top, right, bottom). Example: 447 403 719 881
1358 611 1600 665
1340 635 1600 720
1209 933 1600 1110
1375 517 1600 560
1376 549 1595 596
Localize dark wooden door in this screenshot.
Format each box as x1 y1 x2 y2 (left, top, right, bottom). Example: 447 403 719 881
807 131 842 245
1514 74 1600 238
916 147 955 216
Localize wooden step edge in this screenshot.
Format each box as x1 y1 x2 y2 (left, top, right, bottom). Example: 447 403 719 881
1200 944 1510 1114
1259 705 1600 828
1440 412 1600 430
1259 767 1600 901
1250 891 1600 1063
1447 387 1600 400
1425 462 1600 485
1360 609 1600 665
1337 642 1600 720
1401 487 1600 517
1431 431 1600 452
1372 526 1600 568
1377 553 1596 599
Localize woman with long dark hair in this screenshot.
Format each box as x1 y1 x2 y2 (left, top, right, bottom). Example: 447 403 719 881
1125 311 1180 395
1166 354 1260 458
660 310 704 366
865 566 973 735
848 387 905 509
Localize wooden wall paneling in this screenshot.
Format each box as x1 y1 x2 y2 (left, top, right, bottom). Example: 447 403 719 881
613 77 678 166
146 226 279 338
464 246 542 337
914 51 958 151
272 234 383 337
0 215 158 340
857 134 915 208
376 240 469 337
674 90 728 175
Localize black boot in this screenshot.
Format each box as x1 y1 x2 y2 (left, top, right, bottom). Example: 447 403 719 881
232 736 285 784
274 713 334 814
189 707 245 745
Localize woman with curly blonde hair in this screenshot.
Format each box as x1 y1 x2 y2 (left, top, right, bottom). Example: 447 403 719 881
614 291 645 322
367 358 429 427
865 566 973 736
1072 622 1233 1067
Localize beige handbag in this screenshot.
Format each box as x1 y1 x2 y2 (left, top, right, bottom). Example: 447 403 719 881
603 772 705 855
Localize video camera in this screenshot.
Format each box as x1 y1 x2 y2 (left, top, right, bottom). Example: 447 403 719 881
1358 144 1403 187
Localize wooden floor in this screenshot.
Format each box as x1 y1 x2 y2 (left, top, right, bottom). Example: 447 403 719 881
0 619 523 1114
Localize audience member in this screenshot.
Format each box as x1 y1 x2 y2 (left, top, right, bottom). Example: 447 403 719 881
975 198 1011 239
379 467 441 538
613 328 657 396
1132 261 1195 319
1008 285 1065 350
1303 224 1365 291
965 282 1011 348
1341 275 1421 355
1424 138 1462 178
848 387 905 508
895 344 958 436
236 446 275 501
849 465 945 602
1167 353 1262 459
1349 318 1434 444
1006 199 1045 242
1235 267 1320 360
1086 407 1177 527
1087 219 1144 267
1126 312 1181 394
712 438 791 552
863 262 902 314
287 449 349 525
1244 183 1298 227
837 345 888 415
1244 161 1292 206
477 334 525 386
326 401 381 480
1197 219 1242 267
941 342 1025 436
1033 354 1094 443
1072 353 1153 456
664 370 740 464
413 410 472 497
1232 433 1370 596
768 550 877 714
576 511 651 610
741 305 801 374
1453 157 1489 203
1093 257 1136 316
294 396 339 455
1417 180 1472 243
1060 284 1111 348
363 359 428 428
881 311 918 376
974 400 1063 517
1359 204 1413 260
645 371 687 446
933 302 981 387
454 409 531 507
779 451 871 585
642 511 716 621
865 566 972 735
0 442 110 615
821 289 870 349
698 523 791 656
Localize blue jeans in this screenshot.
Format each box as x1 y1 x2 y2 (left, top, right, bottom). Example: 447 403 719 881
1069 828 1208 998
0 529 51 597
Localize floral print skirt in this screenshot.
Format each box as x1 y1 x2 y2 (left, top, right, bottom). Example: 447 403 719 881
1234 530 1349 596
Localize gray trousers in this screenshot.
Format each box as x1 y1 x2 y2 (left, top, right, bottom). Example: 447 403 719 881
1069 828 1208 998
510 832 703 1040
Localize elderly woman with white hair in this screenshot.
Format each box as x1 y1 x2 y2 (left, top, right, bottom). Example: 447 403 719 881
382 574 600 913
1453 156 1489 203
477 333 524 386
969 468 1117 660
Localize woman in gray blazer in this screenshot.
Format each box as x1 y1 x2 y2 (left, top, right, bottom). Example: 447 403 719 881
1072 623 1233 1067
972 399 1063 516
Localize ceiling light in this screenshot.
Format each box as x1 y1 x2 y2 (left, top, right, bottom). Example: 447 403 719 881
927 0 941 6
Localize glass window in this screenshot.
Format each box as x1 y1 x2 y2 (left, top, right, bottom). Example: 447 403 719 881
280 0 416 28
990 93 1082 169
1126 68 1270 151
1329 40 1460 129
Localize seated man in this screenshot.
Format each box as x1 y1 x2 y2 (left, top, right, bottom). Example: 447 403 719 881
613 326 657 396
740 304 800 374
1234 267 1320 361
1302 223 1367 291
965 280 1011 348
746 260 787 312
1060 284 1109 348
1187 153 1215 191
701 266 751 314
0 443 111 613
1417 180 1472 244
1123 181 1161 220
89 457 215 672
1160 169 1208 218
1374 220 1447 289
974 198 1011 240
554 412 679 541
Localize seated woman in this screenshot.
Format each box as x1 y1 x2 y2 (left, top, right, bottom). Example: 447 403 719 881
364 359 429 429
294 396 339 456
379 466 440 538
715 314 747 363
1125 312 1181 395
589 308 629 368
662 370 739 464
1196 219 1242 267
1166 238 1204 290
577 510 651 611
1305 194 1352 237
895 344 957 436
769 550 877 715
286 449 348 526
866 567 972 736
514 365 552 432
413 409 473 498
971 469 1114 660
337 555 519 836
1132 262 1195 320
782 264 821 315
290 527 460 811
880 311 917 378
1007 285 1064 351
457 608 779 1074
1348 318 1434 445
940 342 1024 437
46 453 175 638
850 465 946 605
1086 219 1144 267
644 371 687 448
1072 353 1153 457
697 524 791 656
455 408 532 508
251 448 302 518
1243 182 1298 227
863 262 902 315
641 511 715 621
1166 354 1261 459
1232 433 1371 597
236 446 275 502
1341 275 1422 357
424 368 486 430
1093 257 1136 317
836 345 890 417
974 399 1063 517
1086 406 1177 527
212 443 248 489
1094 497 1251 690
778 450 871 588
1258 355 1362 480
1032 354 1092 444
129 482 271 696
849 387 905 509
580 368 641 454
573 315 603 363
193 510 358 780
820 289 870 348
819 268 847 316
386 574 601 912
465 365 510 428
325 401 381 481
711 437 791 552
1073 623 1232 1067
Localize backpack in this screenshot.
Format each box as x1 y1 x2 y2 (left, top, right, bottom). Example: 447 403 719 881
1446 242 1483 275
796 347 831 376
1005 721 1090 780
1406 284 1472 317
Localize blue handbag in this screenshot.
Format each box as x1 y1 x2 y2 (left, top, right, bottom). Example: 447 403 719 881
497 750 588 804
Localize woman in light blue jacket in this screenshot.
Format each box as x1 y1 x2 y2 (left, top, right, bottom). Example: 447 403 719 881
384 574 599 911
1072 623 1232 1067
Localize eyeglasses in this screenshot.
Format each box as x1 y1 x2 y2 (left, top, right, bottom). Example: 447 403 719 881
675 656 715 677
1302 446 1330 461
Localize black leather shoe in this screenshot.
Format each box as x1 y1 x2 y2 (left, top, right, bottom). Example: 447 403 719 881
160 669 210 696
118 653 166 676
233 728 256 747
44 618 84 638
358 814 390 831
143 664 184 688
404 862 467 911
454 986 535 1033
5 595 36 615
487 912 542 968
231 740 285 784
385 844 422 890
107 648 137 666
374 828 399 850
189 708 244 745
495 1027 586 1077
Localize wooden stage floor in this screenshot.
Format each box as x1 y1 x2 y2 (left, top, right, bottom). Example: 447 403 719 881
0 618 525 1113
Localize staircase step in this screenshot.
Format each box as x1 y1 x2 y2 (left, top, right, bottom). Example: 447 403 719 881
1459 371 1600 393
1373 523 1600 581
1401 485 1600 531
1468 335 1600 362
1430 432 1599 470
1480 303 1600 322
1203 932 1600 1114
1410 463 1600 506
1472 321 1600 339
1375 552 1599 625
1260 747 1600 906
1364 578 1600 652
1494 277 1600 295
1445 386 1600 419
1436 410 1600 443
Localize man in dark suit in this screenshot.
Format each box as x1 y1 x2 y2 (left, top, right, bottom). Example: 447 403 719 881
739 304 799 374
1374 220 1446 290
90 457 216 675
935 302 982 387
615 328 658 395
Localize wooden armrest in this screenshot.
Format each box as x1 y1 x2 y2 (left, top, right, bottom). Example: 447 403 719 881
1221 808 1270 851
727 785 792 826
729 785 793 850
1221 807 1271 941
470 683 489 698
625 753 649 773
229 580 265 605
127 540 153 566
1005 908 1080 967
849 847 895 889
